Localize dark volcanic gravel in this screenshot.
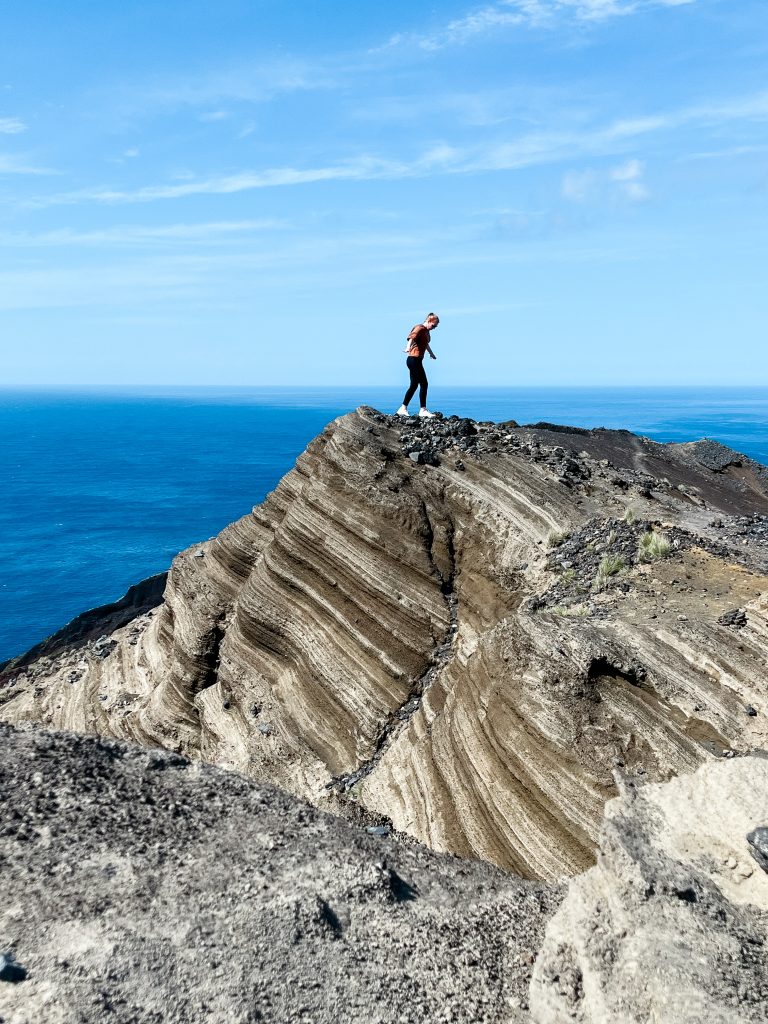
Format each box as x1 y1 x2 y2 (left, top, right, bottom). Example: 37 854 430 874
536 517 701 610
0 724 559 1024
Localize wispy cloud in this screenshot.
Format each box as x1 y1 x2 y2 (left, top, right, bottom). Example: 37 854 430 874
679 144 768 162
562 157 650 201
611 157 649 199
0 154 56 175
23 88 768 206
0 219 288 248
25 156 416 206
382 0 696 50
124 59 337 115
0 117 26 134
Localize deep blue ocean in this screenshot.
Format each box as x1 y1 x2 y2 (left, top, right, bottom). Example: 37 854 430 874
2 386 767 663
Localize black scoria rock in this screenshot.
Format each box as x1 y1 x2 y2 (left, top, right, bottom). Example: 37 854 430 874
0 953 27 983
718 608 747 628
746 827 768 873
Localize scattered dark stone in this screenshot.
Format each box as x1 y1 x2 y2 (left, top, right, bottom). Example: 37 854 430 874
746 827 768 873
524 422 590 436
454 459 465 471
718 608 747 628
455 418 477 437
587 656 647 686
92 636 118 660
113 691 139 710
673 887 698 904
745 705 758 717
0 953 27 983
688 439 745 473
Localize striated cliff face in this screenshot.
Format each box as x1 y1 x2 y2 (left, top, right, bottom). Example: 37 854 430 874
3 407 768 880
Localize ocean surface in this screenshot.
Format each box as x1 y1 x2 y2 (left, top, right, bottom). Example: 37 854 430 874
2 385 767 664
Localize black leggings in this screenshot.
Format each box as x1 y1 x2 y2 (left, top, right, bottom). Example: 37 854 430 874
403 356 428 408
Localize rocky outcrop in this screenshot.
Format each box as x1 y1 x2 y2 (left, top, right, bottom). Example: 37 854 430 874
0 723 558 1024
530 754 768 1023
3 408 768 880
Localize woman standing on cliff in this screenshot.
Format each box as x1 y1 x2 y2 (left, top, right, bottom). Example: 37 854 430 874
396 313 439 419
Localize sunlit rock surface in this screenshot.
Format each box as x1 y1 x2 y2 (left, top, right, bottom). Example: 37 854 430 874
530 755 768 1023
2 726 765 1023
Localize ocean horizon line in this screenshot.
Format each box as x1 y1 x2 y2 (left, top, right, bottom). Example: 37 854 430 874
3 383 768 394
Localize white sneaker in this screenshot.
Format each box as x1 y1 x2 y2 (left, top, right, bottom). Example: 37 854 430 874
395 405 409 416
418 408 436 418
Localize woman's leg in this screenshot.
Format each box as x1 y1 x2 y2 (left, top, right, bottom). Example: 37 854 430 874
418 362 428 408
403 357 421 406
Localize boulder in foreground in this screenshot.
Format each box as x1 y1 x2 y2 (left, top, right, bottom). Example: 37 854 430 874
531 755 768 1023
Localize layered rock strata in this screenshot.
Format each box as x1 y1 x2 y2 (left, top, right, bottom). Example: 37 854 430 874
3 408 768 879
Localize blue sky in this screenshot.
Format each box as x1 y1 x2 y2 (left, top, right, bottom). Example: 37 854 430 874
1 0 766 386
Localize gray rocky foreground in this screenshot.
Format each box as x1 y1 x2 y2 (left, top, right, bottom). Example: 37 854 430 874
0 723 557 1024
2 725 768 1022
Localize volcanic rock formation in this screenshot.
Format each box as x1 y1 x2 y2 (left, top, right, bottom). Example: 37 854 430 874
3 408 768 880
